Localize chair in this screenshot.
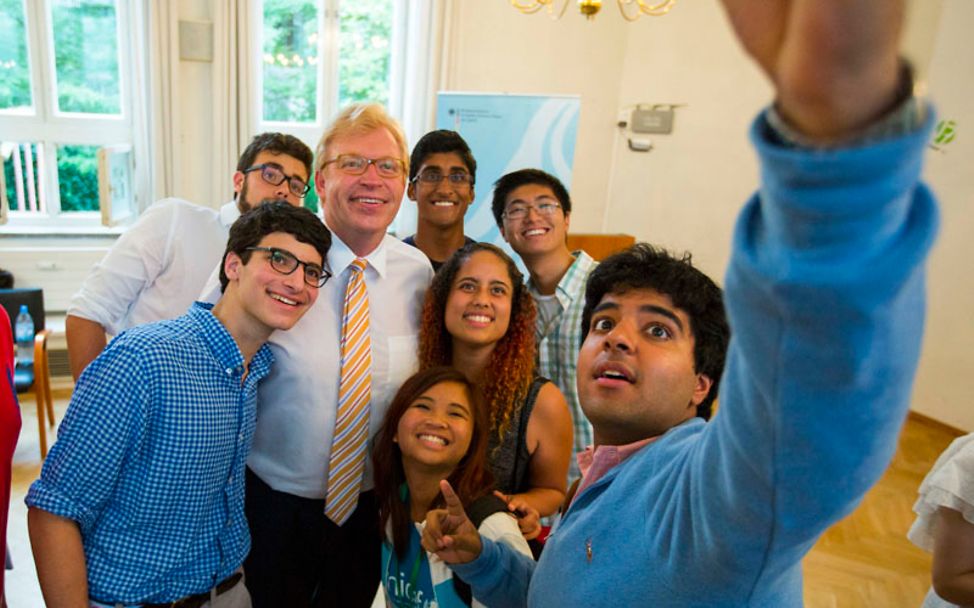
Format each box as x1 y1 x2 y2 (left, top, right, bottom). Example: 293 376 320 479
0 288 55 459
566 233 636 261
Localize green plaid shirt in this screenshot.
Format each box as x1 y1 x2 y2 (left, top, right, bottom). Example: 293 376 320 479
528 250 597 481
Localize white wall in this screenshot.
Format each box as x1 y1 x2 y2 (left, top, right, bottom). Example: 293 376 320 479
444 1 630 232
448 0 974 430
911 0 974 431
603 0 769 277
174 0 217 207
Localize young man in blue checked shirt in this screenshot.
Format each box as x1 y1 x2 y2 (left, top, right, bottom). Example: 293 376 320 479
26 202 331 608
422 1 939 606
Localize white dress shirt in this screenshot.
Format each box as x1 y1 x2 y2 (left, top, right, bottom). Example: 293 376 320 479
69 199 239 335
203 231 434 499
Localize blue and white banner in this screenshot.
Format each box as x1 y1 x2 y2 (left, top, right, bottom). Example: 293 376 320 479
435 92 581 248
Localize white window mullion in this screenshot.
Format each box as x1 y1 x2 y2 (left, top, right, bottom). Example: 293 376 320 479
386 0 407 120
35 141 51 214
114 0 130 124
253 0 266 137
323 0 341 120
21 0 45 118
38 0 60 118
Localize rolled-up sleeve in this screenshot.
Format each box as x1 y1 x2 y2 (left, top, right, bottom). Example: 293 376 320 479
68 201 178 335
26 343 148 530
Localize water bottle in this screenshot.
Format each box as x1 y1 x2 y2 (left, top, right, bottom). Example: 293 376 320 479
15 304 35 366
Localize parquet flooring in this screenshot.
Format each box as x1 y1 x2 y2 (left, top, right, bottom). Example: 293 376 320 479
802 414 961 607
3 395 963 607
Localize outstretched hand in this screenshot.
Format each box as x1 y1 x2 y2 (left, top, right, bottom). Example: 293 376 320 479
719 0 905 140
494 491 542 540
421 480 483 564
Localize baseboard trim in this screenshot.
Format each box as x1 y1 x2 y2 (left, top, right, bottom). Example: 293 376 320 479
908 410 968 437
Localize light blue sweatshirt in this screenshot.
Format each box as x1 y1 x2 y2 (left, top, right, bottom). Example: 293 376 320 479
451 109 939 607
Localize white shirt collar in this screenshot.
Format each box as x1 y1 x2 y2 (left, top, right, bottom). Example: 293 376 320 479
219 200 240 227
326 228 390 278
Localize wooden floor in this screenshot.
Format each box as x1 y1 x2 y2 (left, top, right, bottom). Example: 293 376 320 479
3 394 962 606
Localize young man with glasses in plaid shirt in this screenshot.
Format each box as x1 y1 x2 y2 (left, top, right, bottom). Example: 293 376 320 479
493 169 597 483
66 132 314 382
27 202 331 608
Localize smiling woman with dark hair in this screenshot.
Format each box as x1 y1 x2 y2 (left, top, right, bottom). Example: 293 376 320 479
418 242 573 540
372 365 531 607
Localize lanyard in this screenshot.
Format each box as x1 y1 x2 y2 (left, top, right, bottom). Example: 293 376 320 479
386 535 426 597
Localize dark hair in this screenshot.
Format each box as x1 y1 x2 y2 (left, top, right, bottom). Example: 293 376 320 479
408 130 477 184
581 243 729 419
418 242 537 444
235 132 314 199
219 201 331 292
373 366 494 558
490 168 572 228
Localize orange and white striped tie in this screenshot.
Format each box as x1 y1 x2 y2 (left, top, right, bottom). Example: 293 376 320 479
325 257 372 525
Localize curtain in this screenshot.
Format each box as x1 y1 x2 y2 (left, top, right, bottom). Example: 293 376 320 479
146 1 180 203
210 0 253 204
211 0 254 206
390 0 450 236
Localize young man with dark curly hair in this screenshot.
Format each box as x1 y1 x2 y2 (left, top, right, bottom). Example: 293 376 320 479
422 1 939 605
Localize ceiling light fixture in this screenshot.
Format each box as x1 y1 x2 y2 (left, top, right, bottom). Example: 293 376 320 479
510 0 677 22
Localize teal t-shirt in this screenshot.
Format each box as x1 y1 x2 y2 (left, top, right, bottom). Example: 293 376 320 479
382 525 468 607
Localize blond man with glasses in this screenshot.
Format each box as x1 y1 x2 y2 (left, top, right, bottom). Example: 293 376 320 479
225 104 434 608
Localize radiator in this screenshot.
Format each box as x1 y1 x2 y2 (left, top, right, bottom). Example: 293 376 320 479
0 246 109 313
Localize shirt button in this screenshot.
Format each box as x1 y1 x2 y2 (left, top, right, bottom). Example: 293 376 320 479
225 368 233 375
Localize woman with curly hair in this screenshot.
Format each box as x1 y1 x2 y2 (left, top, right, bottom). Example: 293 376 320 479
418 242 572 538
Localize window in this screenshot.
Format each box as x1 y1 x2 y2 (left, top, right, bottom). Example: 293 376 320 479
255 0 402 211
0 0 141 230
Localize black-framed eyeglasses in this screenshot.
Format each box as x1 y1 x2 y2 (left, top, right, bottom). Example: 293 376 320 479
321 154 406 179
246 246 331 288
410 171 475 187
502 201 562 221
243 163 311 197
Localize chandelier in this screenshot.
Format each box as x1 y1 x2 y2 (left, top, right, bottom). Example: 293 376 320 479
510 0 677 22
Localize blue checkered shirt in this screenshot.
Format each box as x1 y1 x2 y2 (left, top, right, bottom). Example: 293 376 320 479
529 251 598 481
26 302 273 604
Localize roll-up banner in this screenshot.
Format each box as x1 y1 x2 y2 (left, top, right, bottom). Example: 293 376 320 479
435 92 581 252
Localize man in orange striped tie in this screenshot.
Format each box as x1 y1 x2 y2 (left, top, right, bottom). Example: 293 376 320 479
241 104 434 608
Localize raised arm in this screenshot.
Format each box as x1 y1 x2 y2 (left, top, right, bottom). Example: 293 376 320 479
27 508 89 608
684 0 937 591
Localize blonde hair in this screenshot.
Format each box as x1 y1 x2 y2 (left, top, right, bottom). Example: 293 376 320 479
314 103 409 178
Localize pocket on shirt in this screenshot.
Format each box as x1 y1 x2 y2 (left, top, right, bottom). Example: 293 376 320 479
387 335 419 388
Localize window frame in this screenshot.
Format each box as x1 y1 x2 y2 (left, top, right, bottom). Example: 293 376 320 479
0 0 143 233
251 0 407 152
